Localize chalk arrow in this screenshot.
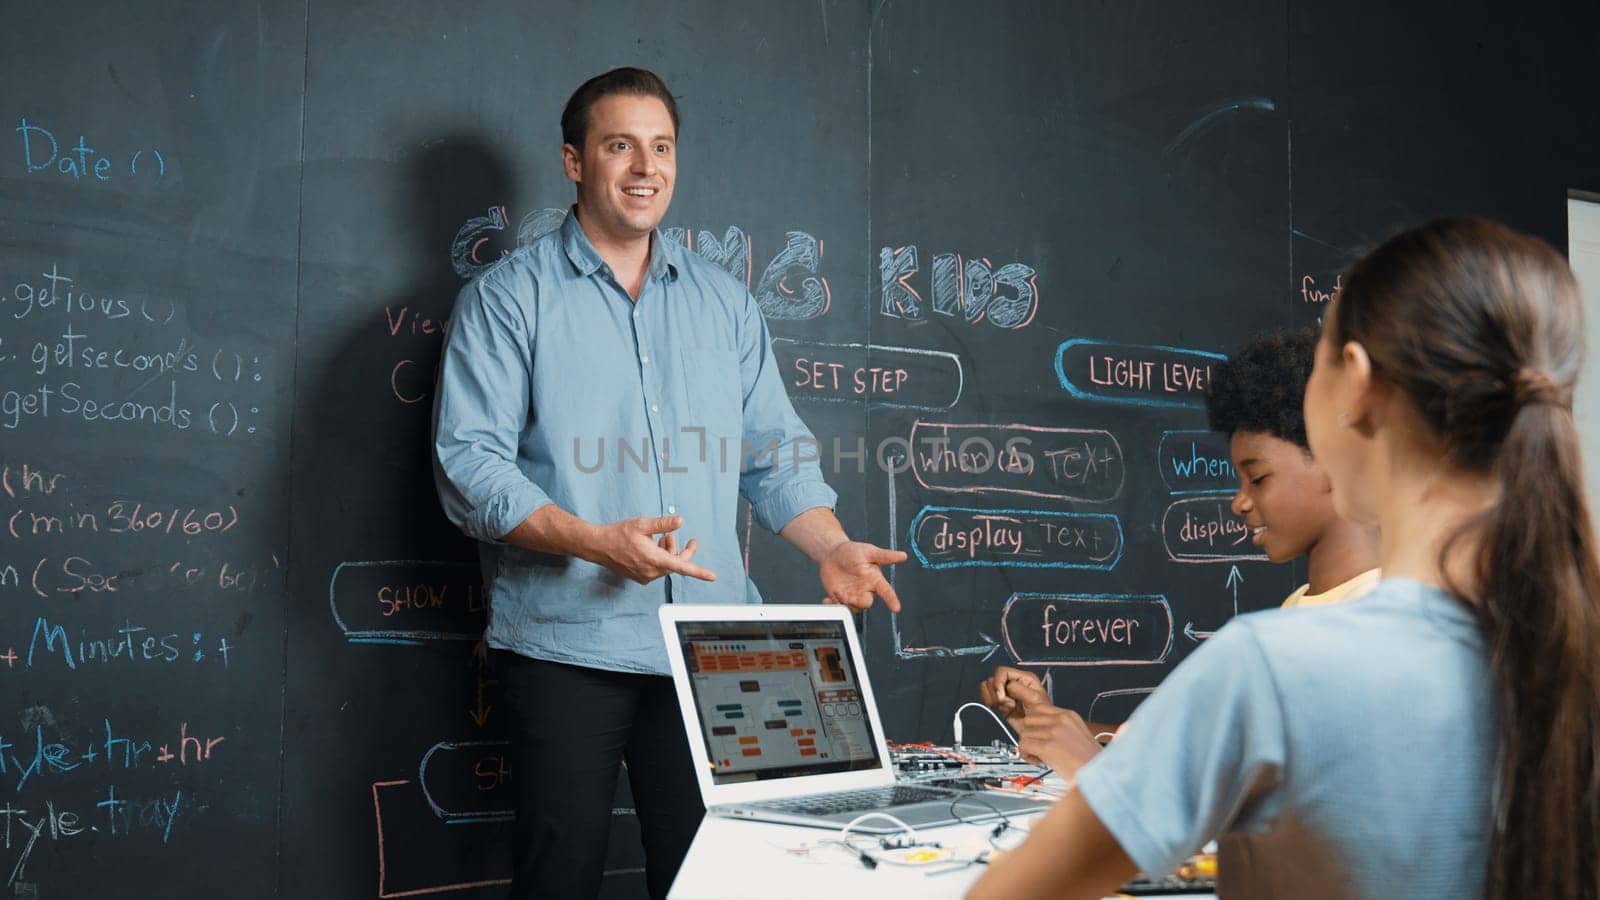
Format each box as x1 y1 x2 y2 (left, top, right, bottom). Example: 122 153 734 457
468 674 495 728
883 453 999 662
468 642 496 727
1183 622 1216 643
894 629 1000 661
1224 565 1243 616
468 703 492 728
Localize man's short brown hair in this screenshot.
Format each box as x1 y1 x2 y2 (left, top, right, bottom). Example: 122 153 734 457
561 67 680 150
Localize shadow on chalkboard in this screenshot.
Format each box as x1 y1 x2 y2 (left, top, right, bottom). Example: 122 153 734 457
402 132 519 550
308 132 520 553
300 131 648 897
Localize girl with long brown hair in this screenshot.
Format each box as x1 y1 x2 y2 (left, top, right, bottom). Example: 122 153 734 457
968 218 1600 899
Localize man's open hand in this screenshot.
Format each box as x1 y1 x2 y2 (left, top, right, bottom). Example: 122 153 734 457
817 541 907 612
591 515 717 584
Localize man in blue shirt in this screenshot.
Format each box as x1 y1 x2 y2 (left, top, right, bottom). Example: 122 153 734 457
432 67 905 900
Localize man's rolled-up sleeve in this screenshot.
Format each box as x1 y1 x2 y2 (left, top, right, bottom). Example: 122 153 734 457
432 274 552 543
734 290 837 532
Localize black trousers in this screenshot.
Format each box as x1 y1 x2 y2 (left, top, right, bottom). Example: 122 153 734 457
493 652 705 900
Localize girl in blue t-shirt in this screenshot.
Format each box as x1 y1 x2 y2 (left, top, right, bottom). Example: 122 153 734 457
968 218 1600 900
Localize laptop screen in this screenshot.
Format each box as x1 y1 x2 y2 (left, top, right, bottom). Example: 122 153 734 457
672 618 885 784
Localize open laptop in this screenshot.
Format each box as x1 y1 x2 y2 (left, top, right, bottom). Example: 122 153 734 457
659 604 1053 834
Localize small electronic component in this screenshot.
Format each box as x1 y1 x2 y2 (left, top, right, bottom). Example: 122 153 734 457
890 740 1022 771
889 741 1047 791
1118 849 1218 895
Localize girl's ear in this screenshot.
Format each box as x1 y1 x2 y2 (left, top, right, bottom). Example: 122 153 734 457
1340 341 1382 435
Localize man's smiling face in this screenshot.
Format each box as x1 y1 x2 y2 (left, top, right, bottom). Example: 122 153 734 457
563 93 677 244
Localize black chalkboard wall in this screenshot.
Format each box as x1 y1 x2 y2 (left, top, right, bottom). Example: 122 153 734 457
3 1 1597 896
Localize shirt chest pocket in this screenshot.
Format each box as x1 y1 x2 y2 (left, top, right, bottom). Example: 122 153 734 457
677 347 743 443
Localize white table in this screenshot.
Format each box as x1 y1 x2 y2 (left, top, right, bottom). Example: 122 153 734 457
668 811 1215 899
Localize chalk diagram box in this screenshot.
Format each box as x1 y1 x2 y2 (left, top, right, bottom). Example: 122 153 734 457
329 560 485 644
772 338 965 410
1001 593 1175 666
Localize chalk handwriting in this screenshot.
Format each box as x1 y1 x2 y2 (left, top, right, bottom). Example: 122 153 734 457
909 421 1125 502
451 206 831 320
771 339 965 410
15 118 167 183
330 560 485 644
1300 273 1342 304
1055 339 1227 409
1157 430 1236 494
753 231 830 320
0 465 64 498
3 501 239 541
908 506 1123 570
3 263 176 324
1160 496 1269 563
23 617 232 670
1 787 185 887
1001 593 1175 666
1 720 224 794
879 246 1038 329
418 740 514 823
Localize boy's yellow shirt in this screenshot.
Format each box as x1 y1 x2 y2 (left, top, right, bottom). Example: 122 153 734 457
1281 568 1381 608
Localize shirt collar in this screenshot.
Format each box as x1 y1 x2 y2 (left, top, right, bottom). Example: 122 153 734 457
561 206 679 283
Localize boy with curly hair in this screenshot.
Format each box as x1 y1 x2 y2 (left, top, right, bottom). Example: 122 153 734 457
1201 326 1380 606
980 327 1379 774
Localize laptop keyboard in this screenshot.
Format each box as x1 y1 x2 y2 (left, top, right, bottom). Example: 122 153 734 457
760 785 956 817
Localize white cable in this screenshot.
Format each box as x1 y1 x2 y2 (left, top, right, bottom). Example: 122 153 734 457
828 813 955 870
952 701 1019 749
837 811 918 845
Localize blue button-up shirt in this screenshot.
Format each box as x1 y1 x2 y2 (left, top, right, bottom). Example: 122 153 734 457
433 210 837 674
